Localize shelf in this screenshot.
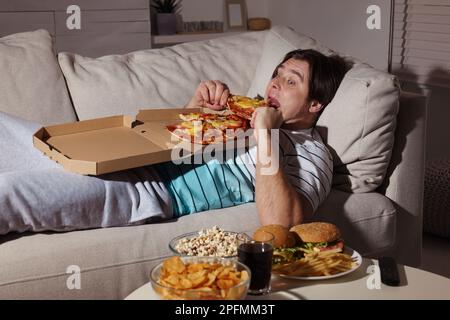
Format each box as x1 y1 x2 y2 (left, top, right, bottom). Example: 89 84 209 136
152 31 246 45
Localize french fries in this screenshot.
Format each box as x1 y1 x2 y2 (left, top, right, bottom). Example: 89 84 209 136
153 256 249 300
272 249 357 277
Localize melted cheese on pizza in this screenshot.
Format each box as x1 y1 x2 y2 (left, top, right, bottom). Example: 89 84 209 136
206 118 242 129
232 96 266 108
180 121 203 135
179 113 203 121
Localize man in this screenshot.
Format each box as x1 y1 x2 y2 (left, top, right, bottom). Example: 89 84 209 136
154 49 348 228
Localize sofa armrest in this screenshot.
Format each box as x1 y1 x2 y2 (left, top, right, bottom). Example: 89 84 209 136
379 91 428 267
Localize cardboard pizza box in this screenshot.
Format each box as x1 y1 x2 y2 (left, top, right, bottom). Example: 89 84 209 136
32 108 221 175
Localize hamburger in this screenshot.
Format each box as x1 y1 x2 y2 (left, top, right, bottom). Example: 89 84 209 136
253 224 303 266
253 224 297 248
253 222 344 266
289 222 344 253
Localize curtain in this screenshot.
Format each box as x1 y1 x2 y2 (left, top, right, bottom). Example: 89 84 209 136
391 0 450 87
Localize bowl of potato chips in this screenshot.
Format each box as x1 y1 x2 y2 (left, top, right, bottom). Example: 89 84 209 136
150 256 251 300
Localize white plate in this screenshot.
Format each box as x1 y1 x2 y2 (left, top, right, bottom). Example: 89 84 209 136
274 247 362 280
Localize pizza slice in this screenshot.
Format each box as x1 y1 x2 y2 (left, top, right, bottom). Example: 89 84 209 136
167 112 248 145
227 95 267 120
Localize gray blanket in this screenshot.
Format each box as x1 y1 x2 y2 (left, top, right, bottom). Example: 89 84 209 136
0 111 172 235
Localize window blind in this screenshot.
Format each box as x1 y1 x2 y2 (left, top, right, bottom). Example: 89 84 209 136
391 0 450 87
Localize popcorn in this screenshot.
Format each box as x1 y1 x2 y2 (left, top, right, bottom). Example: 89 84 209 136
174 226 238 257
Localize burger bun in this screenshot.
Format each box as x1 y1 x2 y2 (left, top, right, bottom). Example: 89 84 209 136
289 222 341 243
253 224 297 248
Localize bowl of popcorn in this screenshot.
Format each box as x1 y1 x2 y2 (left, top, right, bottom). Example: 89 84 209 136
150 256 251 300
169 226 239 258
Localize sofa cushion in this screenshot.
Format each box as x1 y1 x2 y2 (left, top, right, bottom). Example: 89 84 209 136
0 112 172 235
248 26 400 192
58 32 265 120
313 189 396 255
0 30 77 125
318 66 400 192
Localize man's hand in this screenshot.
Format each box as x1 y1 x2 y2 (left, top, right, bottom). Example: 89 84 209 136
186 80 230 110
250 107 283 141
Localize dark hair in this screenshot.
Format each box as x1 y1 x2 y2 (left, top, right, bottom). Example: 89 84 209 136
272 49 349 108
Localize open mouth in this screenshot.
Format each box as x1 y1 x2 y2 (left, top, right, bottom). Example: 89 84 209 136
268 97 280 108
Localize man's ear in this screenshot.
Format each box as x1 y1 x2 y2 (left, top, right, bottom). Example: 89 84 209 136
308 100 324 114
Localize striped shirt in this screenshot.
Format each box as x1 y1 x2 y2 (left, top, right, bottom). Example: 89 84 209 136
277 128 333 211
154 128 333 217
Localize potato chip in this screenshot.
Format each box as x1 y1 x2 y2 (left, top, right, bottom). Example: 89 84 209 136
164 274 180 286
212 266 224 276
217 279 235 289
187 269 206 280
227 271 242 282
217 267 234 279
179 278 193 289
187 263 205 273
240 270 249 281
163 256 186 274
188 271 208 287
204 273 217 287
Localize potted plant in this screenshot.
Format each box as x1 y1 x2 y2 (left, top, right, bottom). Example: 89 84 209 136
151 0 182 35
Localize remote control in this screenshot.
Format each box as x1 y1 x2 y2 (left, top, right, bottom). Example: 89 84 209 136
378 256 400 286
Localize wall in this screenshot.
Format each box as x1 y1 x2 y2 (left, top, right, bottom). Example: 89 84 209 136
403 83 450 162
0 0 151 57
268 0 392 70
181 0 391 70
181 0 270 22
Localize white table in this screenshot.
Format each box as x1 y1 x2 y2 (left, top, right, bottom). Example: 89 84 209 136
125 258 450 300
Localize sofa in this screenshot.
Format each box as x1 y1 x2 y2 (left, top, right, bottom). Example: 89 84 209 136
0 26 426 299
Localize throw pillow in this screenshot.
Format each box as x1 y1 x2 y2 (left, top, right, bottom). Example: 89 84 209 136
247 26 400 193
58 31 265 120
0 29 77 125
0 112 172 235
247 26 333 98
317 65 400 192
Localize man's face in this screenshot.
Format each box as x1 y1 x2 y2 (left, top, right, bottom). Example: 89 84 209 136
264 58 312 124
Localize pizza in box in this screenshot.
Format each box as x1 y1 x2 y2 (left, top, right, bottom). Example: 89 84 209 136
166 112 248 145
166 95 266 145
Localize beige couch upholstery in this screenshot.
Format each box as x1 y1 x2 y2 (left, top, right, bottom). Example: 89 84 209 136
0 27 426 299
